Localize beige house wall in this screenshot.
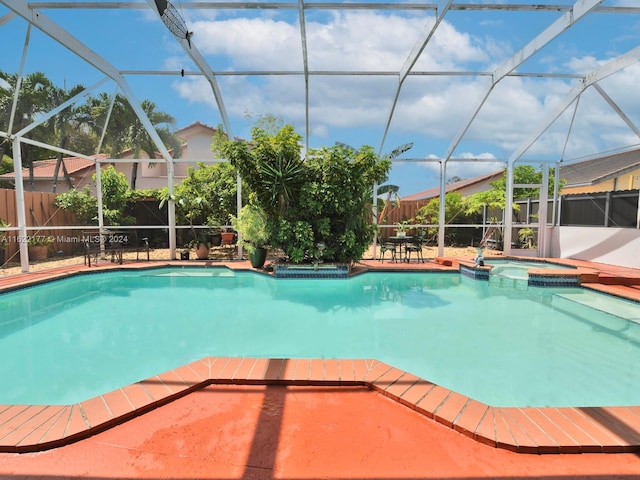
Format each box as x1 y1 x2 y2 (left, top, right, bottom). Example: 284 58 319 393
561 167 640 195
116 124 218 190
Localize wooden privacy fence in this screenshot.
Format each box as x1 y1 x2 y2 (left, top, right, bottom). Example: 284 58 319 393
382 200 422 225
0 188 78 260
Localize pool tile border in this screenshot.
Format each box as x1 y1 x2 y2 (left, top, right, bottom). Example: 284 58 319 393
2 357 640 454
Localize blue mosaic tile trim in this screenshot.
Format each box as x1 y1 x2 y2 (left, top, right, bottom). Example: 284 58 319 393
460 264 490 281
528 274 580 287
275 264 350 279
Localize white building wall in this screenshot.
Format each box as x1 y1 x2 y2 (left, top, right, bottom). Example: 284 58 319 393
549 226 640 269
185 134 215 159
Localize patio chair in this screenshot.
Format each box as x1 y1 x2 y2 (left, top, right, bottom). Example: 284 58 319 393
405 231 426 263
378 242 397 262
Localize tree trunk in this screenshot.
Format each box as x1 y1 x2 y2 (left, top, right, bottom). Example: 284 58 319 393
21 142 35 192
52 137 74 193
52 153 63 193
131 161 138 190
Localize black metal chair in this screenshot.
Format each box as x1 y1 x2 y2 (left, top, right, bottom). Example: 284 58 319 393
378 242 397 262
405 232 426 263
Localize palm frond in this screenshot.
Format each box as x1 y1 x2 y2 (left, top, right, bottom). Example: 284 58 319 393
382 142 413 160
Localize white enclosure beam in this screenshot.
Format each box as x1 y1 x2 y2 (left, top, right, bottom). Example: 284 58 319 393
143 0 233 138
94 160 106 258
95 88 117 154
0 11 16 25
7 22 30 138
3 0 179 257
27 2 640 13
18 136 103 161
508 44 640 165
297 0 310 151
444 0 602 162
593 83 640 139
437 160 446 257
503 43 640 252
11 138 29 272
2 0 175 165
14 77 109 137
379 0 452 153
538 163 549 256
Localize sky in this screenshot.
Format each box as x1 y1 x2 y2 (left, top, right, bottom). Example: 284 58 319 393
1 0 640 197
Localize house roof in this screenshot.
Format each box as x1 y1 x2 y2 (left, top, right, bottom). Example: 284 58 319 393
0 156 102 181
116 122 219 160
175 121 219 138
560 149 640 187
402 169 504 202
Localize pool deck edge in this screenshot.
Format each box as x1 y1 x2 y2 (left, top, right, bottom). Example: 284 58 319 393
2 357 640 454
2 258 640 454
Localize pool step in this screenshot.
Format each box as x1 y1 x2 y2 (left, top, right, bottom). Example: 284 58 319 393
488 274 528 290
597 273 640 286
274 263 350 279
554 291 640 323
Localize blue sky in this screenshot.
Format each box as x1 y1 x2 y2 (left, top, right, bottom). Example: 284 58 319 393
1 0 640 197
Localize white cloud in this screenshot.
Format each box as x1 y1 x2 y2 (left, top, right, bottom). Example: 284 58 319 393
416 153 503 182
190 17 303 70
169 9 640 170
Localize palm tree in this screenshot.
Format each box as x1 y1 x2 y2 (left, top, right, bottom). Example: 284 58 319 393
0 71 58 190
125 99 182 190
80 94 181 189
48 83 92 192
377 183 401 224
79 92 132 157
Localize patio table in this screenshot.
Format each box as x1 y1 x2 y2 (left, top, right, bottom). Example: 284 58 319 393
388 235 413 262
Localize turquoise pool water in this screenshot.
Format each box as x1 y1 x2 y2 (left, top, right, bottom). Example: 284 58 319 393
487 259 576 280
1 267 640 407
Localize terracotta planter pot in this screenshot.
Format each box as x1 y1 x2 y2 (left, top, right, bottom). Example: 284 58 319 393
221 232 235 245
194 242 209 259
28 245 48 261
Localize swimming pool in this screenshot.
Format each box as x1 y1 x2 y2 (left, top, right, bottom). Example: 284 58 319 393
486 259 576 281
2 267 640 408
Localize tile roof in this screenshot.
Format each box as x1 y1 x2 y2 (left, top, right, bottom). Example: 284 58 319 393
175 121 218 136
560 148 640 187
402 147 640 202
402 169 504 201
0 155 102 180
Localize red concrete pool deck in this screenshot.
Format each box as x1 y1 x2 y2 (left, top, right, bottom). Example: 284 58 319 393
5 385 640 480
5 355 640 456
1 257 640 462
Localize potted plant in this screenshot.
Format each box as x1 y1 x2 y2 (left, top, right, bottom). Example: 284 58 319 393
395 220 410 237
160 189 210 260
518 227 536 249
208 226 223 247
28 235 52 261
232 204 270 268
220 227 236 246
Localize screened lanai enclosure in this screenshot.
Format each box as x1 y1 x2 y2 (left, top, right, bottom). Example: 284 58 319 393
1 0 640 271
